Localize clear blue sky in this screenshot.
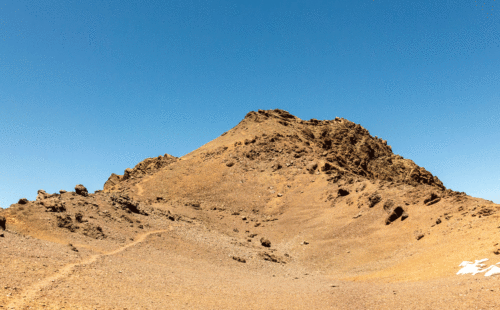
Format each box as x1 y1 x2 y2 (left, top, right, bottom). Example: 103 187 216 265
1 0 499 208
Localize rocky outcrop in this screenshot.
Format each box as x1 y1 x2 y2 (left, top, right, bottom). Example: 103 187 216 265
111 194 148 215
36 190 52 201
41 198 66 212
236 109 445 189
104 154 178 192
56 215 78 232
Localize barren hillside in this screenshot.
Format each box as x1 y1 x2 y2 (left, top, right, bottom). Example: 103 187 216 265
1 109 499 309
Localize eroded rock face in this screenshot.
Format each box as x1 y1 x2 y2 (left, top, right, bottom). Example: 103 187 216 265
123 168 134 180
111 194 148 215
238 109 445 189
37 190 51 201
82 223 106 239
57 215 78 232
41 199 66 212
103 173 123 192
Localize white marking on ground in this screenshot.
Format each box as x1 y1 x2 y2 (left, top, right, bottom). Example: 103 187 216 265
457 259 500 277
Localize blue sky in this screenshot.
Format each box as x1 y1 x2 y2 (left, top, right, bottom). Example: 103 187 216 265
1 0 499 208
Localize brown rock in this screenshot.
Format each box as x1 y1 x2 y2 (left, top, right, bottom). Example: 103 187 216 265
368 192 382 208
306 162 318 174
75 212 85 223
41 199 66 212
414 230 425 240
259 252 286 264
123 168 134 180
232 256 246 263
36 190 50 201
56 215 78 232
272 162 282 171
383 200 395 213
82 223 106 239
75 184 89 197
260 237 271 247
103 173 123 191
424 193 441 205
0 216 6 230
337 188 350 197
18 198 29 204
111 194 148 215
385 206 408 225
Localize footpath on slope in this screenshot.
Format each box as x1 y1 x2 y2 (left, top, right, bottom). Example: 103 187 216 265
5 229 169 310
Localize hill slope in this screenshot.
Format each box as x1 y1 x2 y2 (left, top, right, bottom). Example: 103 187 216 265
1 109 499 309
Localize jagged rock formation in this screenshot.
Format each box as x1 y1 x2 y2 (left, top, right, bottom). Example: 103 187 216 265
103 154 178 192
234 109 444 187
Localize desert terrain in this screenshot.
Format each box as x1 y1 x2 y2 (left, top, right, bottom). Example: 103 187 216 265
1 109 499 309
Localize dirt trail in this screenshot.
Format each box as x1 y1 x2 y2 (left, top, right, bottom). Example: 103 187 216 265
136 174 153 196
6 230 168 309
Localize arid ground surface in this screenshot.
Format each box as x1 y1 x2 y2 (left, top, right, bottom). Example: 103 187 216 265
2 109 499 309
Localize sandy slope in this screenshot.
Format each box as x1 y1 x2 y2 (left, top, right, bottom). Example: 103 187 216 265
2 109 500 309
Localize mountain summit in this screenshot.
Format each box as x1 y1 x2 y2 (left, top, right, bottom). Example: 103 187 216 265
105 109 446 206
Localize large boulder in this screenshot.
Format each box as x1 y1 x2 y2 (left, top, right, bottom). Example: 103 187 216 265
383 201 409 225
337 188 350 197
75 184 89 197
18 198 29 204
385 206 408 225
424 192 441 205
